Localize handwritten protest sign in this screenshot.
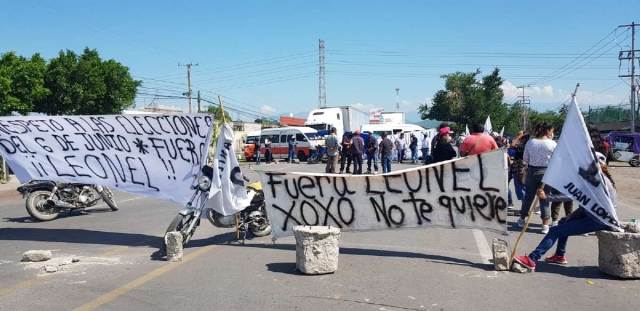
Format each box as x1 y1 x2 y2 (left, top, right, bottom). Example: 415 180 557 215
260 149 508 238
0 114 213 206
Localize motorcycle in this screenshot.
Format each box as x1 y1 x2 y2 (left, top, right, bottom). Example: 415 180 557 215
16 180 118 221
307 145 328 164
164 165 271 249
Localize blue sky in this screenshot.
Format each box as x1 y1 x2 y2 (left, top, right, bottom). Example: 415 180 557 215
1 0 638 122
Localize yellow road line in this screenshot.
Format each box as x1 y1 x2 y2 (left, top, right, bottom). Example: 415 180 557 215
72 244 217 311
0 274 54 297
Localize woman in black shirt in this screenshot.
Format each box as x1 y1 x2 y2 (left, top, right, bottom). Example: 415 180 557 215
432 127 457 163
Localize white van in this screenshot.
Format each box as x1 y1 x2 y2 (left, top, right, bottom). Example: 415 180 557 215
259 127 319 161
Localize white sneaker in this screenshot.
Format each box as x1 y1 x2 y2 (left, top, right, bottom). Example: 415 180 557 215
374 171 378 175
551 221 558 227
517 218 525 228
541 225 550 234
507 204 514 210
535 207 541 215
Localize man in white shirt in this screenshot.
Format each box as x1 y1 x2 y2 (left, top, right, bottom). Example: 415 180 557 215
395 133 406 164
421 133 431 164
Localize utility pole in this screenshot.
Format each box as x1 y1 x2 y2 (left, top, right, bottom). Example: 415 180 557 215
179 62 199 113
618 22 638 132
197 90 201 113
517 85 531 130
395 87 400 110
318 39 326 108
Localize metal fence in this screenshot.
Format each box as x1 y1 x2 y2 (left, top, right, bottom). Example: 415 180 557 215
586 105 638 123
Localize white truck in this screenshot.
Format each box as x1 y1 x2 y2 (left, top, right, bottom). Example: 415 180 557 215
305 106 369 136
380 111 405 124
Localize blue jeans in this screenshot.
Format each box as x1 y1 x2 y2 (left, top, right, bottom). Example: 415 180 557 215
411 148 418 162
519 166 551 219
528 215 609 261
288 149 295 162
397 149 405 163
367 152 378 172
255 151 261 164
381 154 392 173
512 171 526 200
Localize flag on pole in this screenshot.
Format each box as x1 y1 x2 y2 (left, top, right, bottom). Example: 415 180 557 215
207 123 254 216
541 93 622 232
499 126 504 137
484 116 493 134
465 125 470 136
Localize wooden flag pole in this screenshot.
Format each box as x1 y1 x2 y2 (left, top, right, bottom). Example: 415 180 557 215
509 182 546 268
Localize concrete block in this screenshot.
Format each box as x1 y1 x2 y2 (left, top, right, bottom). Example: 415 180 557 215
44 265 57 273
22 250 52 262
293 226 340 274
596 223 640 279
492 238 510 271
165 231 183 262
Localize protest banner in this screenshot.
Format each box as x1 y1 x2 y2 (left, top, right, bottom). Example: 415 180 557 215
0 114 214 206
260 149 508 238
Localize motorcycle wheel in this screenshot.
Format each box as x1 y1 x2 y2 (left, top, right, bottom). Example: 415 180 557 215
100 188 119 211
164 214 197 251
25 190 60 221
630 157 639 167
249 221 272 237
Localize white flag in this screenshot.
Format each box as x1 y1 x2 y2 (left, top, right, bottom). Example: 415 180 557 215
542 95 622 232
207 123 253 216
484 116 492 134
465 125 470 136
499 126 504 137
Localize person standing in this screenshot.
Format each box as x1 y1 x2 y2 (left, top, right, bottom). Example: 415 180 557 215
409 134 418 164
324 127 339 173
264 136 272 164
395 133 406 164
379 133 393 173
432 127 457 163
459 124 498 157
431 123 449 151
421 133 431 165
254 138 261 165
339 132 353 174
350 130 365 174
516 122 557 234
365 131 379 174
287 135 297 163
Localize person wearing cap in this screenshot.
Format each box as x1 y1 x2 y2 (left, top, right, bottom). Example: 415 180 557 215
432 127 457 163
324 127 340 173
287 135 297 163
513 151 617 271
459 124 498 157
350 130 365 174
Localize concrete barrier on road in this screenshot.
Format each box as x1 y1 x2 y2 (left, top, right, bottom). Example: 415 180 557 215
492 238 510 271
597 223 640 279
165 232 183 262
293 226 340 274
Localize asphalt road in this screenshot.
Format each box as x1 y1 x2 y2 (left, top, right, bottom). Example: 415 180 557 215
0 161 638 311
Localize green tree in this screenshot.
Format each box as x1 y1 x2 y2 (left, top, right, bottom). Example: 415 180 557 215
35 48 141 115
418 68 509 132
206 105 232 123
0 52 48 116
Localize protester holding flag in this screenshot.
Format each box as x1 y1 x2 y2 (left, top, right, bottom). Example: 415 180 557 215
516 122 556 234
513 89 623 270
514 153 617 269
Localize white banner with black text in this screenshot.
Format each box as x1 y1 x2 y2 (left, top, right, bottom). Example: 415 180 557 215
0 114 213 206
259 149 509 238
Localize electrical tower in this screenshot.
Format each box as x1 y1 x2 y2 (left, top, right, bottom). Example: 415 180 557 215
517 85 531 130
179 62 199 113
618 22 638 132
318 39 326 108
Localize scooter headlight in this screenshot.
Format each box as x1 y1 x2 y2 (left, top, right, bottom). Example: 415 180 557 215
197 176 211 191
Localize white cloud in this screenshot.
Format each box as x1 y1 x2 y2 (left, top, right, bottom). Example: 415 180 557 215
261 105 276 113
500 80 625 110
400 100 413 107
